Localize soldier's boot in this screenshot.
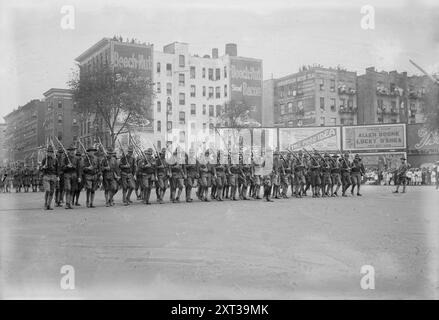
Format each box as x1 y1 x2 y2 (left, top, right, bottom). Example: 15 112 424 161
44 191 49 209
170 188 176 203
145 188 152 204
90 192 95 208
256 186 262 199
186 187 192 202
210 185 216 200
122 189 128 205
203 187 210 202
176 188 182 202
65 192 71 209
105 191 110 207
265 187 274 202
47 191 55 210
402 185 406 193
86 190 90 207
127 189 133 203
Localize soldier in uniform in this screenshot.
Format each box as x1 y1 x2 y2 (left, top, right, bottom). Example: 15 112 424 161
82 146 99 208
55 148 65 206
168 148 185 203
155 148 169 204
73 150 84 206
350 154 365 196
303 155 312 196
309 152 321 198
214 150 227 201
40 145 59 210
340 153 351 197
184 148 198 202
137 148 156 205
227 154 241 201
271 151 281 199
22 163 31 193
251 152 263 199
32 164 40 192
293 151 306 198
393 157 411 193
321 153 332 197
100 147 119 206
330 154 342 196
197 150 211 202
119 145 136 206
280 153 291 198
63 144 81 209
13 162 22 193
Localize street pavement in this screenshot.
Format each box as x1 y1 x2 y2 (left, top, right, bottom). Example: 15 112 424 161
0 185 438 299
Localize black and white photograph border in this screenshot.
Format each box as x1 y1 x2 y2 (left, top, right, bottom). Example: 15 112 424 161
0 0 438 300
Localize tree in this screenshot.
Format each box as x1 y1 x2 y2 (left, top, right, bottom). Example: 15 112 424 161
68 64 154 147
219 99 257 128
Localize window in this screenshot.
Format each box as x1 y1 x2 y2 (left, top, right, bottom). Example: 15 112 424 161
208 87 214 98
166 63 172 76
179 111 185 124
191 122 196 132
330 79 335 92
216 105 222 116
209 123 214 134
179 74 185 86
203 123 207 133
209 105 214 117
348 99 353 109
224 85 228 98
202 105 206 115
279 87 284 98
391 100 396 110
166 83 172 95
208 68 214 80
157 101 161 113
167 98 173 114
224 66 227 78
179 93 185 105
58 114 63 123
190 85 196 97
157 62 161 73
156 82 161 93
287 102 293 113
287 85 292 96
191 104 196 115
202 68 206 78
330 98 336 111
190 66 196 79
58 101 62 108
167 121 172 131
202 86 206 97
215 68 220 80
320 97 325 111
330 118 336 125
179 131 185 143
340 98 346 108
320 117 325 126
72 118 77 125
179 55 185 67
157 120 161 132
215 86 220 98
319 79 324 91
280 104 285 115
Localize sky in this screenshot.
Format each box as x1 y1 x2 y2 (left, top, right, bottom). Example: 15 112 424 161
0 0 438 121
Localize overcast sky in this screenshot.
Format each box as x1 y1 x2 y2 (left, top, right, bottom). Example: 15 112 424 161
1 0 438 120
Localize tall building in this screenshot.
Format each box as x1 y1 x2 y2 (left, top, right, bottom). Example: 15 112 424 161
42 88 79 149
356 67 435 125
3 99 46 163
74 37 263 150
0 123 7 165
265 66 358 127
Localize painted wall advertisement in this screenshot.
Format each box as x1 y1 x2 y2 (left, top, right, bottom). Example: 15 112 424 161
342 124 406 151
229 57 263 126
407 124 439 155
279 127 341 152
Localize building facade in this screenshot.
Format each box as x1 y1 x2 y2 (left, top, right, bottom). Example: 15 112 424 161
75 38 263 150
3 99 46 163
356 67 435 125
42 88 79 149
0 123 7 165
266 66 358 127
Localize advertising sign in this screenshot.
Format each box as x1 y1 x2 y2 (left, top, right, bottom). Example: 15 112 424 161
407 124 439 155
229 57 263 125
342 124 406 151
279 127 341 151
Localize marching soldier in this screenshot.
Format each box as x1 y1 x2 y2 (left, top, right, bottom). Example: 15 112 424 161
251 152 263 199
22 164 31 193
184 148 198 202
321 153 332 197
350 154 365 196
73 149 84 206
55 148 65 206
137 148 156 205
330 154 342 196
62 144 81 209
155 148 169 204
169 148 185 203
82 146 99 208
340 153 351 197
197 150 211 202
293 151 306 198
40 145 59 210
214 150 227 201
119 145 136 206
393 157 411 194
280 153 291 198
101 147 119 206
271 151 281 199
309 152 321 198
32 164 40 192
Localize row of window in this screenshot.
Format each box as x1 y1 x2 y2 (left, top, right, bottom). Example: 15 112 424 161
156 102 223 117
279 97 354 115
156 81 228 99
156 121 216 134
156 62 227 81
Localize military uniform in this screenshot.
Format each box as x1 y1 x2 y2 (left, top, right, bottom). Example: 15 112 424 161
340 153 351 197
309 154 321 197
55 149 65 206
119 146 136 205
321 154 332 197
393 157 411 193
82 147 99 208
62 145 81 209
155 149 169 204
40 146 59 210
330 155 342 196
137 149 156 205
350 154 365 196
184 150 198 202
101 147 120 206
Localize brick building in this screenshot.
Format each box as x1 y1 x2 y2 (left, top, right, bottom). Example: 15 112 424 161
265 66 358 127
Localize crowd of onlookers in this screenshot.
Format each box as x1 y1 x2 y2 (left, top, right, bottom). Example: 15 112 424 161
364 167 437 186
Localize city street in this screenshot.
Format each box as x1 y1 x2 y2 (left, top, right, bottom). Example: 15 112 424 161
0 185 438 299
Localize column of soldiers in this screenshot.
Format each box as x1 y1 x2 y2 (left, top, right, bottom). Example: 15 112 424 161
0 161 42 193
36 141 370 210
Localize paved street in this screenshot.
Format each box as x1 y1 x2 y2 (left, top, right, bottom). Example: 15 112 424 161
0 185 438 299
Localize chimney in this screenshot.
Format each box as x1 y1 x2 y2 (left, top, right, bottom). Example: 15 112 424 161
212 48 218 59
225 43 237 57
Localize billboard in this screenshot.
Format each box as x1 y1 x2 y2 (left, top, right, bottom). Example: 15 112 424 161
229 57 263 125
279 127 341 152
407 124 439 155
342 124 406 151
